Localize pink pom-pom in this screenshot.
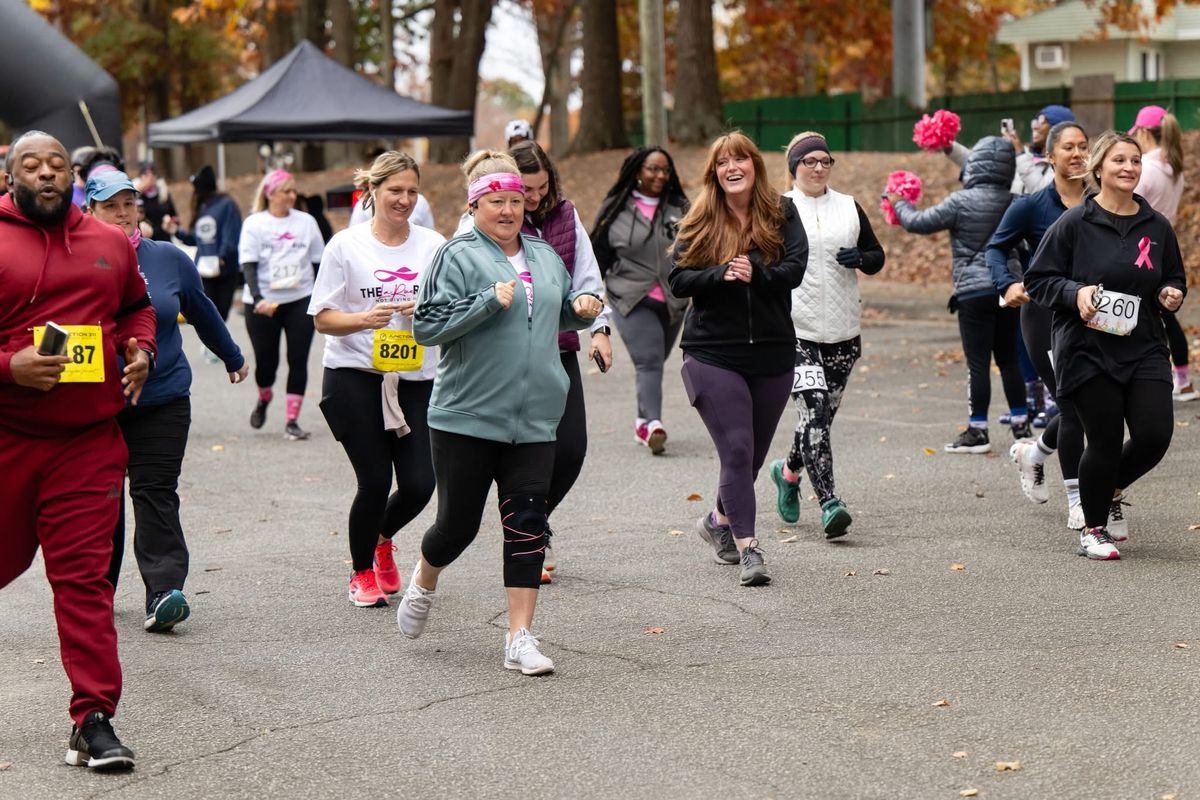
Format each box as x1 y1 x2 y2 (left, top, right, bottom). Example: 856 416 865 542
912 109 961 152
880 170 923 226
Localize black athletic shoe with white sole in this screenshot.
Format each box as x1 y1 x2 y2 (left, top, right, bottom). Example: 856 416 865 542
65 712 135 771
944 427 991 454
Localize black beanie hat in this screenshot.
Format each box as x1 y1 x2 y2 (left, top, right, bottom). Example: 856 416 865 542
190 165 216 193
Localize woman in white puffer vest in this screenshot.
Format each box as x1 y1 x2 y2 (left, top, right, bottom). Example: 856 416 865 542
768 132 885 538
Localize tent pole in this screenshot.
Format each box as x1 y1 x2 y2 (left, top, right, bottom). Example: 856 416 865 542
217 142 227 190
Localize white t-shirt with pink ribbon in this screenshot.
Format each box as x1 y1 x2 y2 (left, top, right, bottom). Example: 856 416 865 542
506 249 534 318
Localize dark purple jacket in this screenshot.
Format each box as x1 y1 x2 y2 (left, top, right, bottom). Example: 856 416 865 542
523 198 580 352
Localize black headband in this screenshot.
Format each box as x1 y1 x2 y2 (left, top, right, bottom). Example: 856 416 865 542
787 136 829 175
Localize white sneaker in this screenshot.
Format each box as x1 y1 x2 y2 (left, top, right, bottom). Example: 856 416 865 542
504 628 555 675
1009 441 1049 504
1067 498 1084 531
396 563 436 639
1173 383 1199 402
1107 495 1130 542
1078 527 1121 560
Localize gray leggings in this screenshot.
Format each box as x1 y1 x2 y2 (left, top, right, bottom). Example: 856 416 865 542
613 299 682 421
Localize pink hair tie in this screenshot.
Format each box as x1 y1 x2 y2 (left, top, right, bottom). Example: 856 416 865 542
468 172 524 205
263 169 294 197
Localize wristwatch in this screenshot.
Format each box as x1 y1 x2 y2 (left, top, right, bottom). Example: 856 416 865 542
139 347 157 373
592 326 611 337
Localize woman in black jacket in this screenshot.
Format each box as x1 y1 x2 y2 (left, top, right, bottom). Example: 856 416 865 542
1026 130 1186 560
668 132 808 587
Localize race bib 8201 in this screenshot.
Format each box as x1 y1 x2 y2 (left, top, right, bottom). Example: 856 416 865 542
372 329 422 372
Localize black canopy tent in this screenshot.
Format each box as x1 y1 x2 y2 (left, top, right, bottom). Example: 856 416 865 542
148 41 472 182
0 0 122 153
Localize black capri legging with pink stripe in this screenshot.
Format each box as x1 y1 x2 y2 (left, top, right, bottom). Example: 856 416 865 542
420 429 554 588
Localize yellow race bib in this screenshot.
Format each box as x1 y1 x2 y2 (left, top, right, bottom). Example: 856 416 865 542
372 329 422 372
33 325 105 383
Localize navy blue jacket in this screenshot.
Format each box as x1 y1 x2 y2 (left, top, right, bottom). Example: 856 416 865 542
134 238 244 407
177 194 243 277
984 182 1069 294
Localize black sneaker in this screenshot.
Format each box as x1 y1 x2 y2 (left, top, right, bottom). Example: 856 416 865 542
144 589 190 633
944 427 991 454
65 712 135 771
739 540 771 586
284 420 310 441
1011 420 1034 441
250 398 269 429
695 513 739 565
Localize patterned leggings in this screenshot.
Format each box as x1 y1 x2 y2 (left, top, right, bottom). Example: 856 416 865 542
784 336 862 504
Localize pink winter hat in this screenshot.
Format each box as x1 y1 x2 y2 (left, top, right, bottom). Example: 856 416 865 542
1129 105 1168 133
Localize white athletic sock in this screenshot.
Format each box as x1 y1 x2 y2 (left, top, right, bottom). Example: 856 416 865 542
1032 436 1052 463
1064 479 1080 507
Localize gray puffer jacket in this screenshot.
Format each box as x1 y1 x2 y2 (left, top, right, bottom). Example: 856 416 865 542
894 136 1015 299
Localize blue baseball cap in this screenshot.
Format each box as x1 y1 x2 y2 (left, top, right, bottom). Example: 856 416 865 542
84 170 137 206
1037 105 1075 127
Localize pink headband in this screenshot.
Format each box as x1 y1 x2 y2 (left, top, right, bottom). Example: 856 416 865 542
263 169 293 197
468 172 524 205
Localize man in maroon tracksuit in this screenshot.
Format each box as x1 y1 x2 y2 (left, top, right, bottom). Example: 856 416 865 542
0 132 156 771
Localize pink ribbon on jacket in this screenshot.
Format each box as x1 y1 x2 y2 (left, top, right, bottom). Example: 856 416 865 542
1134 236 1154 270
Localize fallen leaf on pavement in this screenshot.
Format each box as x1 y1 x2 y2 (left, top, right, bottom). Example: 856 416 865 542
885 473 895 480
879 436 888 442
994 761 1022 771
0 762 10 771
959 790 978 798
874 568 891 576
1177 421 1190 427
1174 641 1190 649
975 490 985 498
932 699 951 707
923 447 937 455
210 444 224 452
951 563 966 571
844 570 858 577
781 535 799 543
952 751 968 759
686 493 702 501
1188 524 1200 530
668 529 685 537
644 626 665 635
33 659 44 664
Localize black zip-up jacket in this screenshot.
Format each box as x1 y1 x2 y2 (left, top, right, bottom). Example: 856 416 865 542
668 200 808 374
1025 194 1186 397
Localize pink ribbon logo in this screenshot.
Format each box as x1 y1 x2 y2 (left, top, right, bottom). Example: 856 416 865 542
374 267 419 283
1134 236 1154 270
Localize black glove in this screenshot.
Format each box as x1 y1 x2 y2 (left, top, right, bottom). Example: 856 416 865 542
835 247 863 268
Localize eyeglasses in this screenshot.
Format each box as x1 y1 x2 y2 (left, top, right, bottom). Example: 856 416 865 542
800 157 835 169
642 165 671 175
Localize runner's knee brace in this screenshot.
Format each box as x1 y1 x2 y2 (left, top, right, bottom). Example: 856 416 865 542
499 494 546 587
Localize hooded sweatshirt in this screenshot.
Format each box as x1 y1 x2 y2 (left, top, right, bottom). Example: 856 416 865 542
0 195 157 436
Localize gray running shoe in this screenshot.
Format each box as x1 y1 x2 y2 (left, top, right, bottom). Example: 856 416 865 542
696 513 739 565
397 563 436 638
739 539 771 586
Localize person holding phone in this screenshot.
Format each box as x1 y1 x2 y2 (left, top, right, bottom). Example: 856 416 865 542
669 132 808 587
766 132 885 539
401 150 601 675
1026 130 1186 560
309 152 445 608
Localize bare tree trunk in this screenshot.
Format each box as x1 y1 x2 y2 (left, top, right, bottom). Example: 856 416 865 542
550 31 573 154
429 0 493 163
532 1 578 154
381 0 396 89
328 0 356 67
571 0 627 154
669 0 723 144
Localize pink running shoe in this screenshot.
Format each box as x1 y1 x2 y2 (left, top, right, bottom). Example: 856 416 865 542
373 541 402 595
349 569 388 608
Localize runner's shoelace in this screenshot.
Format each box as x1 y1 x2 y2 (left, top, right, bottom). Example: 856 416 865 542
1109 500 1128 521
1088 527 1115 545
1033 463 1045 486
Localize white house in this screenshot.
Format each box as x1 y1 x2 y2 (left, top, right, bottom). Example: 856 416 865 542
998 0 1200 90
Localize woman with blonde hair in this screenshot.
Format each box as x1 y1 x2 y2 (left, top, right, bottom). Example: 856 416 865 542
767 131 885 539
1026 130 1186 560
309 152 446 608
400 150 602 674
238 169 325 439
1129 106 1194 401
669 132 808 587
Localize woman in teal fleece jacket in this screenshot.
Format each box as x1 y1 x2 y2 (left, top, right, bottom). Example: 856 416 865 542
402 150 602 676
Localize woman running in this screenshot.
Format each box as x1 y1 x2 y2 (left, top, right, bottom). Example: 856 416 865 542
767 132 885 538
238 169 325 440
591 147 690 455
1026 130 1186 560
509 140 612 583
309 152 445 608
889 137 1029 452
401 150 602 675
669 132 808 587
988 122 1090 529
165 166 243 322
87 170 248 632
1128 106 1194 402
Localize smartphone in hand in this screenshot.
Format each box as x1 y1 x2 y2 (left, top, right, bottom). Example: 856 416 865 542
592 349 608 373
1000 118 1015 136
38 321 70 356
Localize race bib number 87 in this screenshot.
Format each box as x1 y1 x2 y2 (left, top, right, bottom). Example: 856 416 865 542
372 329 422 372
33 325 104 382
793 364 828 393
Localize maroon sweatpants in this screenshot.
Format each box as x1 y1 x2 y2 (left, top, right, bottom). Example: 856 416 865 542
0 420 127 725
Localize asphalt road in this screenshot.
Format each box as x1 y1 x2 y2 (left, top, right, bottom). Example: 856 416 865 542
2 282 1197 800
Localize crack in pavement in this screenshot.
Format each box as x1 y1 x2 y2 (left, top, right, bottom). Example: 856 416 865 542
544 575 774 630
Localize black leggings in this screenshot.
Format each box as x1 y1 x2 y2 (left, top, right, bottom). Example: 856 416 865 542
421 429 555 589
1020 301 1083 481
319 369 435 572
1061 374 1173 529
957 295 1026 422
1163 312 1189 368
785 337 860 504
548 352 586 517
202 272 241 321
244 296 315 395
